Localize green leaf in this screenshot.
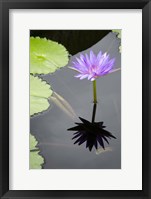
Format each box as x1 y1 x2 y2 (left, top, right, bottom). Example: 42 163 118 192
112 29 121 39
30 75 52 116
30 133 38 150
30 134 44 169
112 30 121 53
30 151 44 169
30 37 69 74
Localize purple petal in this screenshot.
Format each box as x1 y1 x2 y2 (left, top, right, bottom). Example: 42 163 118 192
74 74 82 78
100 58 115 74
97 50 102 60
76 57 86 67
72 62 88 73
85 53 91 67
99 53 110 67
90 77 96 81
89 50 96 64
80 54 86 62
88 74 93 80
80 74 89 80
109 68 120 74
69 66 82 73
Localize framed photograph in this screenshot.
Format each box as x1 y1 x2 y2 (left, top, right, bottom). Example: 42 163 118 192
1 0 150 198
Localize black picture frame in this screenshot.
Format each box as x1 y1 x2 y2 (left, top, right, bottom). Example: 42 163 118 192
0 0 150 198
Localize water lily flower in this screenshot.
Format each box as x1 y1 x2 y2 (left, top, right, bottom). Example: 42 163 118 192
68 117 116 151
69 50 117 81
69 50 120 103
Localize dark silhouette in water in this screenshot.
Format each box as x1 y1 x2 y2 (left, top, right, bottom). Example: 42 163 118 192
68 103 116 151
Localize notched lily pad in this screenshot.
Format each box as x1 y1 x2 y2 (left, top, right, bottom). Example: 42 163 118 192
112 29 121 39
112 30 121 53
30 133 38 151
30 75 52 116
30 37 69 74
30 134 44 169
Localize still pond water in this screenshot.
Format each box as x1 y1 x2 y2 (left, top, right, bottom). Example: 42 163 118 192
30 31 121 169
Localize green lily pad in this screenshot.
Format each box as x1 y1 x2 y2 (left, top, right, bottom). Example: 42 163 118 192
30 151 44 169
30 134 44 169
30 37 69 74
30 75 52 116
112 29 121 39
112 30 121 53
30 133 38 150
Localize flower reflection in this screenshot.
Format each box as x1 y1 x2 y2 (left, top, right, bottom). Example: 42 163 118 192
68 117 116 151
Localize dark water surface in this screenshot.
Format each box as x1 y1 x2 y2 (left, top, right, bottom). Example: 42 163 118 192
30 32 121 169
30 30 110 55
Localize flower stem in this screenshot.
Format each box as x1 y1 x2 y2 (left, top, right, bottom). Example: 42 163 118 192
93 80 97 104
92 103 97 123
92 80 97 123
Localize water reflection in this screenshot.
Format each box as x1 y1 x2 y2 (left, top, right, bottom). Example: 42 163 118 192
95 147 112 155
68 103 116 151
